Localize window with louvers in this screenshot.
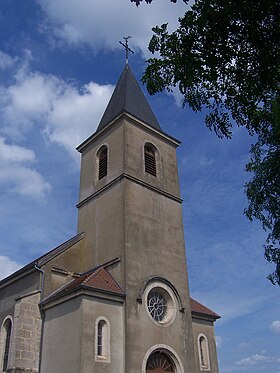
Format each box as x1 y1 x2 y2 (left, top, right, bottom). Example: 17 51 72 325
145 144 157 177
98 146 108 180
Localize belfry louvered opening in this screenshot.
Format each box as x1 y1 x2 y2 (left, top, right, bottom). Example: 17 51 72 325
98 146 108 180
144 144 157 177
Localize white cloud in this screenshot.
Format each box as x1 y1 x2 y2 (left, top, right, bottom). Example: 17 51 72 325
0 50 115 197
37 0 189 57
199 156 214 167
36 0 193 107
0 56 114 156
270 320 280 333
0 256 22 280
1 70 58 139
215 336 223 349
236 353 280 366
44 81 114 156
0 137 35 163
238 342 250 349
166 84 185 107
0 50 16 69
0 137 51 199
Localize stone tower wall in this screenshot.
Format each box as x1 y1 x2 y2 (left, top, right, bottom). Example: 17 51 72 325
8 292 41 373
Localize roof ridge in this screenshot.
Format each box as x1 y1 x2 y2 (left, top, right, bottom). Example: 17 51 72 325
41 263 125 305
82 267 125 295
83 266 103 285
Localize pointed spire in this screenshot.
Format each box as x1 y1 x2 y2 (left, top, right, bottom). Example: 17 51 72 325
96 65 162 133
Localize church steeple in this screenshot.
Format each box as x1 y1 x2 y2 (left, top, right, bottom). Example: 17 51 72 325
96 65 162 133
0 60 220 373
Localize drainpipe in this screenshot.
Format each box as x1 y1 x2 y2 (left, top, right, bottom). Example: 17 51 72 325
34 264 45 373
34 264 45 303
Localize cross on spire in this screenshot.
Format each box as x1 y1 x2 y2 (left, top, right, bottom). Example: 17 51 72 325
119 36 134 65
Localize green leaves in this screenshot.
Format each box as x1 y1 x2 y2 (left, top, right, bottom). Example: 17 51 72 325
245 108 280 284
130 0 188 5
140 0 280 284
143 0 280 137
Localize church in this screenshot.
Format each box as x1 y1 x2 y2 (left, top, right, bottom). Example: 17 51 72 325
0 62 220 373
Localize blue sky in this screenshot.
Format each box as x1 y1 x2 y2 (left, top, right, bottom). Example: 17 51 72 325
0 1 279 372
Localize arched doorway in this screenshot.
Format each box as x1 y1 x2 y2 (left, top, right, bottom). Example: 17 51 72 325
146 351 175 373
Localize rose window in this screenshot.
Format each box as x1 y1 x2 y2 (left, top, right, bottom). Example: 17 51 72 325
147 291 168 322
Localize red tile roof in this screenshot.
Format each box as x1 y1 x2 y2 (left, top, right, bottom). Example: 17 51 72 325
64 267 125 296
43 264 219 321
42 266 125 305
190 298 220 320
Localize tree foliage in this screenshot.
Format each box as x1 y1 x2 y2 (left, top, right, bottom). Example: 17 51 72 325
245 99 280 285
132 0 280 283
131 0 187 5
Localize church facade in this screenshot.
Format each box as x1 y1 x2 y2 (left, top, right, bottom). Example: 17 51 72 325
0 65 220 373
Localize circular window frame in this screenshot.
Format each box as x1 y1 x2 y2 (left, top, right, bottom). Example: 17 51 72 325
144 282 177 327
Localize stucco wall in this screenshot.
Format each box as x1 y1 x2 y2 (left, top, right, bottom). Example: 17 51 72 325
124 118 180 198
76 116 197 372
123 180 195 373
42 239 87 298
41 296 83 373
81 296 124 373
41 294 124 373
78 120 125 204
192 317 219 373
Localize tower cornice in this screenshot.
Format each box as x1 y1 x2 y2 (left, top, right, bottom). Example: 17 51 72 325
76 112 180 154
76 172 183 209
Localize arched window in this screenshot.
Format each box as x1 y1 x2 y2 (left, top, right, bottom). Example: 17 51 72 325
198 334 210 370
144 143 157 177
95 318 110 362
97 145 108 180
1 318 12 372
146 351 175 372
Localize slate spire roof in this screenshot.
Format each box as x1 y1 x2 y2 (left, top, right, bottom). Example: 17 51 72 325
96 64 162 133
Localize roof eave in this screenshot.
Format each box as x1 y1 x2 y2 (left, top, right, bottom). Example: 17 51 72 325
191 311 221 321
0 264 37 289
76 112 181 154
41 284 126 310
0 232 85 289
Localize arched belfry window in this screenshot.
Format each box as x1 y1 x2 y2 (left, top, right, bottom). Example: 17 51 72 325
97 145 108 180
95 317 110 362
198 334 210 371
1 318 12 372
144 143 157 177
146 351 175 372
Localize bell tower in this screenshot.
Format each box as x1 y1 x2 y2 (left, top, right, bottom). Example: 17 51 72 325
76 64 197 372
